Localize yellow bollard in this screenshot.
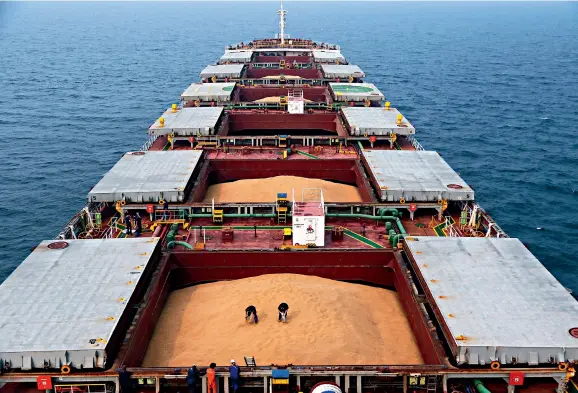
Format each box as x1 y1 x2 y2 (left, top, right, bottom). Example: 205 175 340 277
385 101 391 110
159 117 165 127
171 104 177 113
396 114 403 124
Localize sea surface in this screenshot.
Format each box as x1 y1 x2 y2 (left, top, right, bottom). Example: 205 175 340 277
0 2 577 289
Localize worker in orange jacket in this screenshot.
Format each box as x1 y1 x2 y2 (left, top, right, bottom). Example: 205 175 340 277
207 363 217 393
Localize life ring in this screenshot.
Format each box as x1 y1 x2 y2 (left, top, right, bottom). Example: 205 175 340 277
558 362 568 371
399 197 406 204
490 361 500 370
61 364 71 374
120 200 127 206
437 198 443 205
363 133 368 137
159 199 166 206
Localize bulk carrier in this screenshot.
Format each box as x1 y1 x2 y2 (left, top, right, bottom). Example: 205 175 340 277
1 5 578 393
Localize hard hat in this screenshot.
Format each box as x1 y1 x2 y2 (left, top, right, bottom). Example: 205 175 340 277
230 359 235 363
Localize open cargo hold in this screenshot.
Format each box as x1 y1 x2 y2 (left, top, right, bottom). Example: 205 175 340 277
224 112 345 136
245 67 321 79
189 159 376 203
237 86 327 103
120 250 444 368
143 274 424 366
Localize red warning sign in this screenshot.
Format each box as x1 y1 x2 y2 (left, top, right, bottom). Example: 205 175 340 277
37 376 52 390
509 372 524 386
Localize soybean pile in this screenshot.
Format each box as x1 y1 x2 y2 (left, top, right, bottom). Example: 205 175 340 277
142 274 424 366
203 176 363 203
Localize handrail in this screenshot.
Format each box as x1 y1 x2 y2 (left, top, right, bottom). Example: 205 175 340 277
139 134 159 151
407 135 424 151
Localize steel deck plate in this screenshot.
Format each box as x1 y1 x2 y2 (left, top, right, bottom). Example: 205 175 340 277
312 50 346 63
361 150 473 201
321 64 365 79
0 238 160 370
219 50 253 63
200 64 245 79
342 107 414 135
405 237 578 366
181 83 236 102
149 107 224 136
88 150 203 203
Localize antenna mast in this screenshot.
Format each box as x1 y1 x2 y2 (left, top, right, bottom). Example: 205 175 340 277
277 0 288 45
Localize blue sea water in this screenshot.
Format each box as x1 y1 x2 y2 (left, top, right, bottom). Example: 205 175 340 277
0 2 577 288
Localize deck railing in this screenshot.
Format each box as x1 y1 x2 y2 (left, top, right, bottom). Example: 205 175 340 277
408 135 424 151
139 134 159 152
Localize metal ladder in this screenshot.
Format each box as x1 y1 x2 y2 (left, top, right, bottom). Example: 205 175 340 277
212 199 223 223
426 376 438 393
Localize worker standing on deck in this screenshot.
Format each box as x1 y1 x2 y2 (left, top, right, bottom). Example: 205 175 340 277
125 213 133 235
187 364 205 393
207 363 217 393
163 200 169 220
117 366 133 393
278 302 289 322
134 212 142 237
245 305 259 324
229 359 241 393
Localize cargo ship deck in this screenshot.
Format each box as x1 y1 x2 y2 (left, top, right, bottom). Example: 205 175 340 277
1 6 577 393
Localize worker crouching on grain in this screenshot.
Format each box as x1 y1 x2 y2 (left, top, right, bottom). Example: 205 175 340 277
187 364 205 393
278 302 289 322
245 305 259 324
207 363 217 393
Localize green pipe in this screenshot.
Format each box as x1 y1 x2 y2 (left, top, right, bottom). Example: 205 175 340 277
357 141 364 151
187 213 279 219
225 214 278 218
326 213 396 220
389 229 397 247
326 213 407 235
186 212 407 235
167 241 194 250
391 234 403 247
395 218 407 235
473 380 491 393
377 208 400 218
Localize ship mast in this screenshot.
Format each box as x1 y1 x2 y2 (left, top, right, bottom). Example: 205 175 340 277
277 0 288 45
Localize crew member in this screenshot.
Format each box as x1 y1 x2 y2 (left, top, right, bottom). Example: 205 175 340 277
163 200 169 220
245 305 258 324
117 366 133 393
134 212 142 237
278 302 289 322
187 364 205 393
229 359 241 393
125 213 132 235
207 363 217 393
